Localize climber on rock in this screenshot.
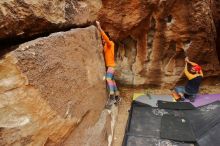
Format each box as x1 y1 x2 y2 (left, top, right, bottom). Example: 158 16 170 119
172 57 203 102
95 21 121 108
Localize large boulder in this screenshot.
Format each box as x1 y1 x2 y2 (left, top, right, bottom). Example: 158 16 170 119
0 26 112 146
99 0 220 87
0 0 102 41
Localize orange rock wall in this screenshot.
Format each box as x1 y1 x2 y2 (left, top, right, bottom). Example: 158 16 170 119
99 0 220 87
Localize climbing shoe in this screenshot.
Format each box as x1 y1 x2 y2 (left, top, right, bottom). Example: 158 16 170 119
115 96 121 105
189 96 195 102
105 95 116 109
172 92 181 102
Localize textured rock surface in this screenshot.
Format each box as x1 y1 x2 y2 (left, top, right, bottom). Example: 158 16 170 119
0 26 113 146
0 0 102 41
99 0 220 87
212 0 220 62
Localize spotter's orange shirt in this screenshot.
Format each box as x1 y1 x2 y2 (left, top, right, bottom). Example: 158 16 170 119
100 30 115 67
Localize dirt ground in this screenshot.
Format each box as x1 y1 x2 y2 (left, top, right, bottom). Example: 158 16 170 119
112 85 220 146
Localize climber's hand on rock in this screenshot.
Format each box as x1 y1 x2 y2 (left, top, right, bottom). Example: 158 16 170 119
96 21 102 31
96 21 100 25
96 21 100 27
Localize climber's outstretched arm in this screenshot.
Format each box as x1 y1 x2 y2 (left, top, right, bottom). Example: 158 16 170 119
96 21 111 45
96 21 102 32
185 57 197 66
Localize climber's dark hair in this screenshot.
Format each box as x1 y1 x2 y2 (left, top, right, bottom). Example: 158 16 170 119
187 63 196 74
105 32 111 39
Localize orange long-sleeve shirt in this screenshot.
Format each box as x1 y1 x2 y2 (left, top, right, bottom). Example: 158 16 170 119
100 30 115 67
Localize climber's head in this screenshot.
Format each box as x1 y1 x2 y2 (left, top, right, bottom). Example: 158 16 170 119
105 32 111 38
190 64 202 74
192 65 201 73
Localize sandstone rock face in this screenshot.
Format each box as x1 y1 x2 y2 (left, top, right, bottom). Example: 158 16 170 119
99 0 220 87
0 0 102 41
212 0 220 62
0 26 112 146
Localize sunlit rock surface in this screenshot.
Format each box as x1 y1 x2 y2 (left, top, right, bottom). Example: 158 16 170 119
0 26 113 146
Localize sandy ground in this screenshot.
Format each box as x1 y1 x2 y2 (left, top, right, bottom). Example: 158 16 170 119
112 85 220 146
